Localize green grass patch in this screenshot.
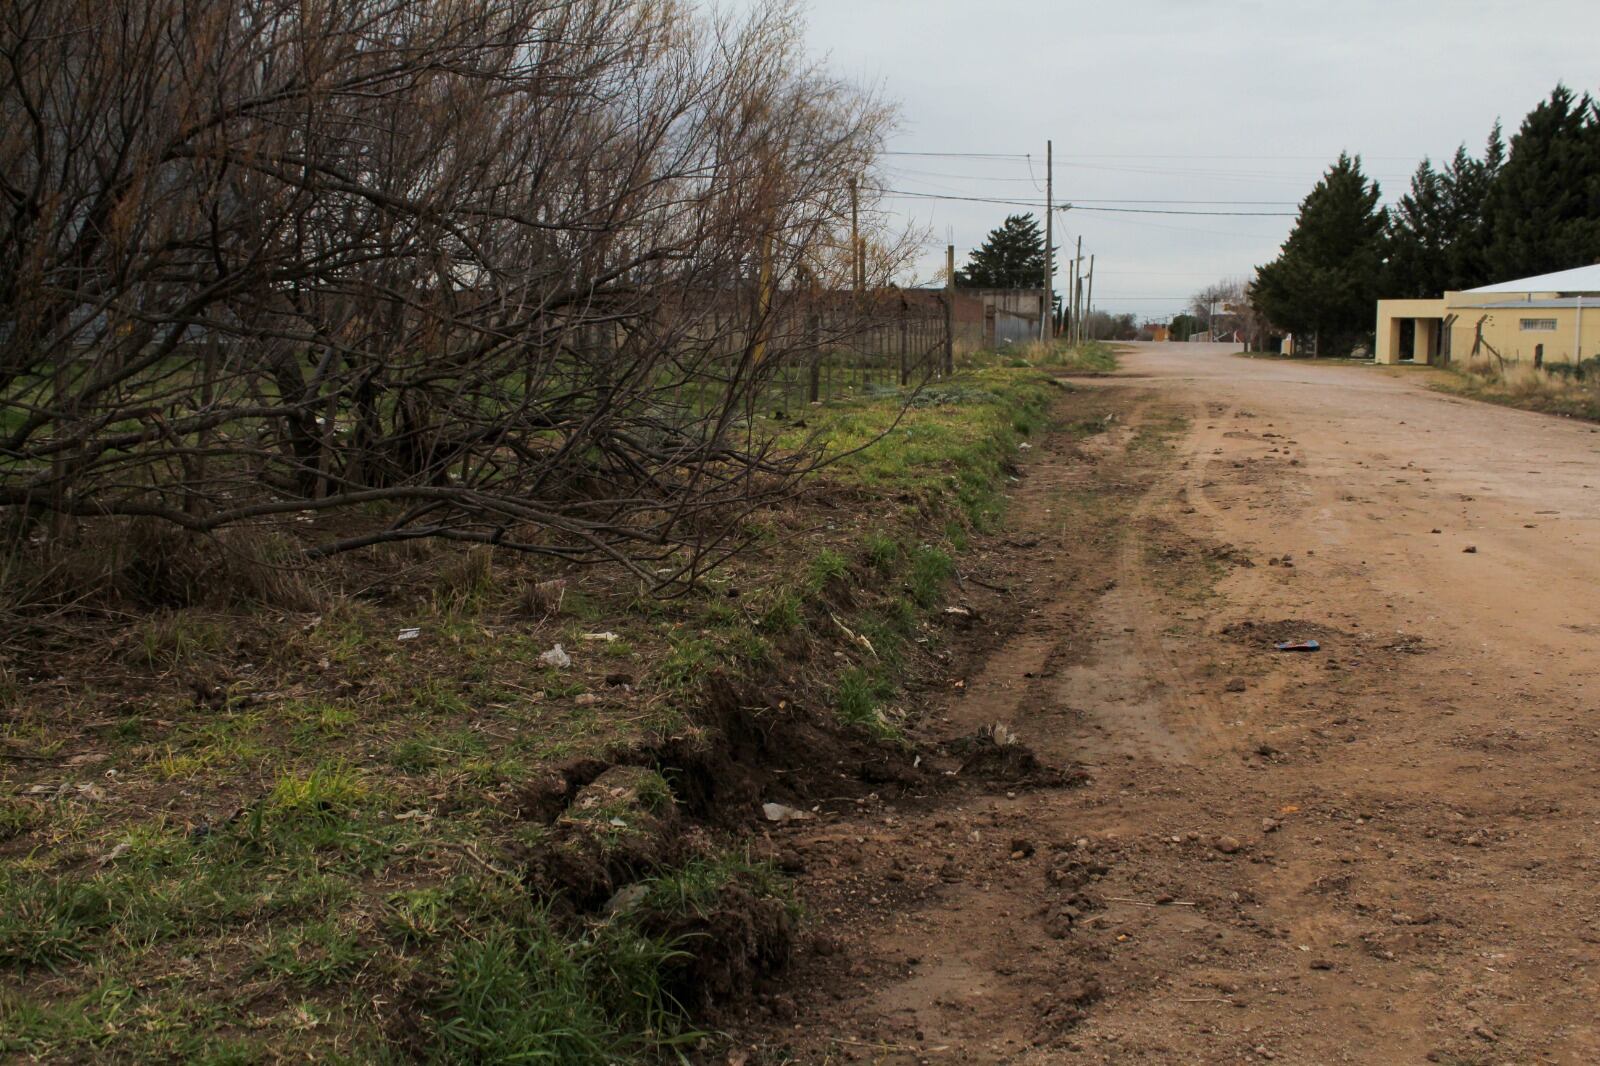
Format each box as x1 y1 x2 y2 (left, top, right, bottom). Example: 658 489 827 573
0 361 1094 1061
834 667 897 737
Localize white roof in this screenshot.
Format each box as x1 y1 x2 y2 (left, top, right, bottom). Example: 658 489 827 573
1465 264 1600 295
1474 298 1592 309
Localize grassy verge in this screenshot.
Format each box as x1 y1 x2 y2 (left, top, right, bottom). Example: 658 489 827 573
1428 357 1600 422
966 339 1120 375
0 367 1061 1062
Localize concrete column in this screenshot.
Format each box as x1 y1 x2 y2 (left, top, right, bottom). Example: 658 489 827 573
1414 318 1438 364
1376 312 1403 364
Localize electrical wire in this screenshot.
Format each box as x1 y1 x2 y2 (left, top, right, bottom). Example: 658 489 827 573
1074 205 1295 217
881 189 1294 217
881 151 1031 159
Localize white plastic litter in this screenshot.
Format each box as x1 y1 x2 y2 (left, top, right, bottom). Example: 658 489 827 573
539 644 572 668
397 627 421 641
762 802 815 824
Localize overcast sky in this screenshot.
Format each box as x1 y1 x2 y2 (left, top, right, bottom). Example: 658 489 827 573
773 0 1600 321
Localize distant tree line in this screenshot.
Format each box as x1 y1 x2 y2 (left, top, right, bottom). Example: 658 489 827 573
1081 311 1138 341
1253 85 1600 354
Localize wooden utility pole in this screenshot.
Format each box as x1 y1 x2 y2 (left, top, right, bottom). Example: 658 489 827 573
944 243 956 376
1085 254 1095 340
1071 236 1084 344
1042 140 1053 342
1075 276 1084 344
1067 255 1078 344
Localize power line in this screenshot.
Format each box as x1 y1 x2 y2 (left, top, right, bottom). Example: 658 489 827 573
881 189 1295 217
882 151 1031 159
882 189 1050 207
1073 205 1295 217
887 172 1297 203
1058 152 1420 161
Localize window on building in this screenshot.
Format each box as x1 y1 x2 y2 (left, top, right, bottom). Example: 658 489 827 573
1520 318 1558 331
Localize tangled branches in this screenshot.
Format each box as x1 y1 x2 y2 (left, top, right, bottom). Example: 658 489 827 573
0 0 912 596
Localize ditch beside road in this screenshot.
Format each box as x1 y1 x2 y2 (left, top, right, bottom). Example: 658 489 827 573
728 342 1600 1064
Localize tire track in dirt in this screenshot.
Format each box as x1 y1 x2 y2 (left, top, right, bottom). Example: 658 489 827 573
722 346 1600 1064
718 384 1182 1063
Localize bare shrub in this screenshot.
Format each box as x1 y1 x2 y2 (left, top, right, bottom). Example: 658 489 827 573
0 0 912 600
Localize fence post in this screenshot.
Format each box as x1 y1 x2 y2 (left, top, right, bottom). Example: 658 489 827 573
945 244 956 376
899 314 909 386
808 311 821 403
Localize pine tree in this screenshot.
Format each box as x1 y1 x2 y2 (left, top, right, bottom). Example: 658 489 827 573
1482 85 1600 279
1384 123 1507 297
956 214 1049 289
1253 153 1387 353
1384 159 1449 298
1440 124 1503 290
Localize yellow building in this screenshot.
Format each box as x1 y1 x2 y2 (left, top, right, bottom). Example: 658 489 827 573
1375 264 1600 366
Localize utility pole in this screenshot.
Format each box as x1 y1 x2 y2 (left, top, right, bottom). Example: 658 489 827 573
1042 140 1053 342
1067 256 1077 344
945 243 956 375
1085 254 1095 341
1071 236 1084 344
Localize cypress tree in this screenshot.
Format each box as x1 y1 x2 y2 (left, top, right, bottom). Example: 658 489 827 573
1385 159 1449 298
1482 85 1600 279
1442 124 1504 290
1253 153 1387 353
1385 124 1507 296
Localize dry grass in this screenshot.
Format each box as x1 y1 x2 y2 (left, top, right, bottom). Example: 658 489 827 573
1436 356 1600 422
967 340 1119 374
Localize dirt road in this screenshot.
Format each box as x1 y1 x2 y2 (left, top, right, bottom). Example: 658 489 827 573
729 343 1600 1064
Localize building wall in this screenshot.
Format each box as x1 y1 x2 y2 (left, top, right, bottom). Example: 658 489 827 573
1377 293 1600 365
1444 298 1600 366
948 288 988 355
993 310 1037 347
958 287 1048 349
1375 298 1446 363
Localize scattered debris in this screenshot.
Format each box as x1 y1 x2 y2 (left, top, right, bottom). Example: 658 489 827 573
762 802 815 824
1462 545 1477 554
581 631 620 642
396 627 421 641
25 781 106 802
1274 639 1320 652
539 644 572 668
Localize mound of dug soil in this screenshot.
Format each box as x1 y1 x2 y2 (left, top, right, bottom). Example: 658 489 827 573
638 878 797 1010
1220 618 1352 649
944 724 1090 789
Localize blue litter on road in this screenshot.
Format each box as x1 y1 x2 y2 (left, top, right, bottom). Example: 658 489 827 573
1275 639 1321 652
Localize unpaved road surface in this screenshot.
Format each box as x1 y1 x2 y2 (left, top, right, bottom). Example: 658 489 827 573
728 343 1600 1064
